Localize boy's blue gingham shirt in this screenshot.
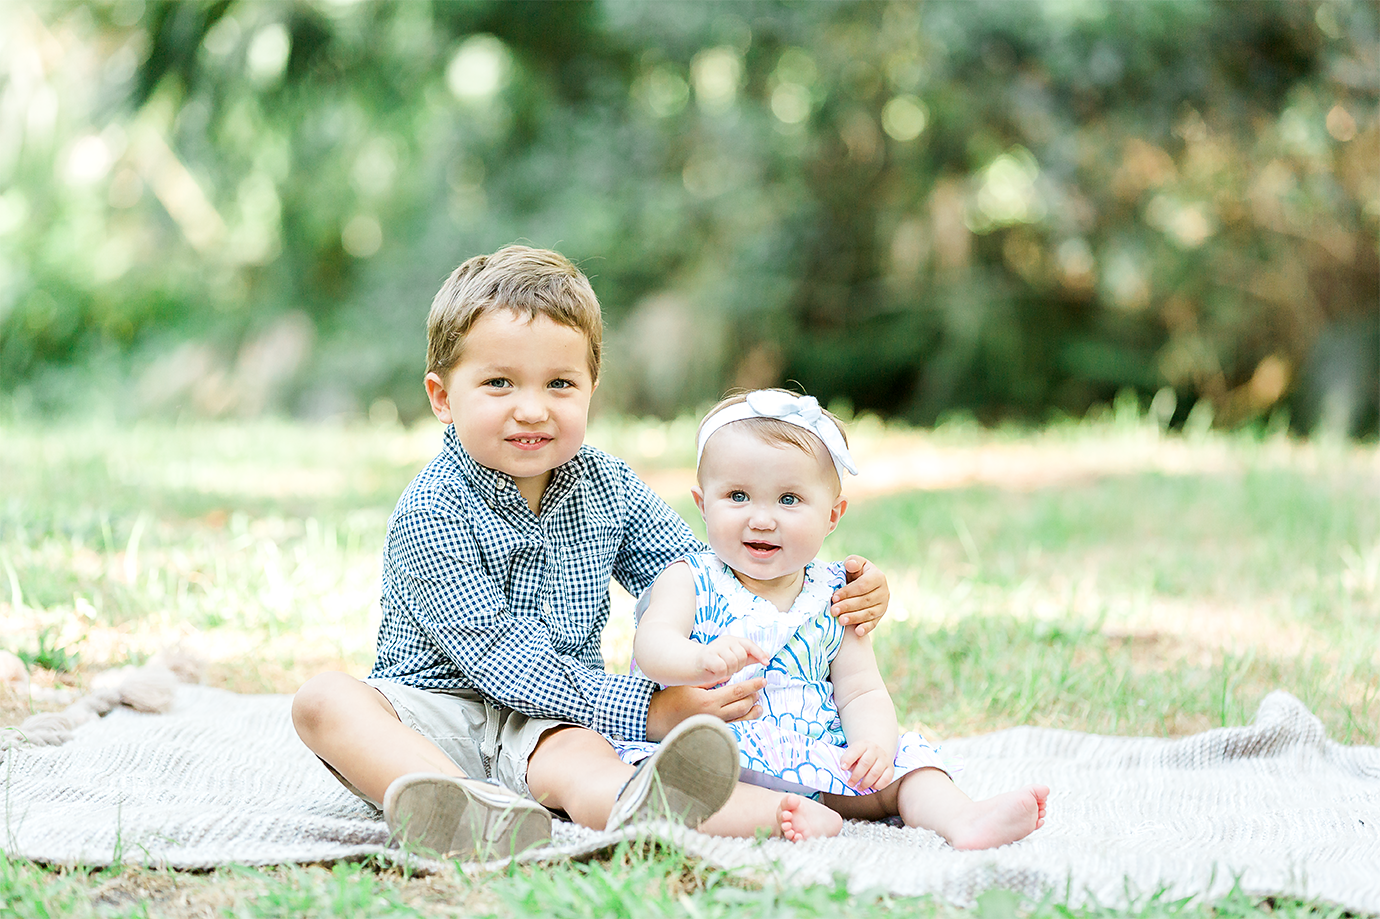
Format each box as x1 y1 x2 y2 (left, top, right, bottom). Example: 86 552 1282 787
370 425 703 742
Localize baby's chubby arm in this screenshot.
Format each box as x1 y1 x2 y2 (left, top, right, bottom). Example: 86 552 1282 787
633 562 770 688
829 628 900 792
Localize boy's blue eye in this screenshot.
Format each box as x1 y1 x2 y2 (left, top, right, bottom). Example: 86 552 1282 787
780 493 800 506
548 378 574 390
483 378 510 389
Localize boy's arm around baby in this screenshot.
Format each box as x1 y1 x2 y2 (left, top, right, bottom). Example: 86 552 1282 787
830 556 891 636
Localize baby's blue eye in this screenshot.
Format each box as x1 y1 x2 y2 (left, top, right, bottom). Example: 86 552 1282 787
780 494 800 506
729 491 748 503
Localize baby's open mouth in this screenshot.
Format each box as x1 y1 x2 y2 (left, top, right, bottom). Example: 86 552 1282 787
744 541 780 556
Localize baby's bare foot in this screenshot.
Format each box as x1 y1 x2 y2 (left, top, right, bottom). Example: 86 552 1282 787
777 793 844 842
946 785 1049 851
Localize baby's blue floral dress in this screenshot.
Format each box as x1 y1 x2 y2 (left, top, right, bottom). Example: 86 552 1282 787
615 552 954 797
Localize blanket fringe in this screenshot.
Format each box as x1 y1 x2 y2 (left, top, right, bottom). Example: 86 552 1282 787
1 647 203 760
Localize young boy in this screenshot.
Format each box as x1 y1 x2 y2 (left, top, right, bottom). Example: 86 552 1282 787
292 245 890 859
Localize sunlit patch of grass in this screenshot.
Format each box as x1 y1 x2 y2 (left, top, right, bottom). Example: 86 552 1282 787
827 435 1379 744
1 850 94 918
0 423 408 699
875 615 1376 744
222 863 426 918
11 626 80 673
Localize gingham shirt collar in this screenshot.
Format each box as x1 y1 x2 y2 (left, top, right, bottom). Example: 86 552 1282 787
445 425 586 514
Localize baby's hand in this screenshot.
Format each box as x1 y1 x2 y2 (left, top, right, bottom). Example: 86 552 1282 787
693 635 769 687
837 741 895 792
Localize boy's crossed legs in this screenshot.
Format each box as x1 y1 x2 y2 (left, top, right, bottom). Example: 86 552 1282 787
292 671 746 858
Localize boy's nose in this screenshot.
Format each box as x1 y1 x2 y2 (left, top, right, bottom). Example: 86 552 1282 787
511 391 549 422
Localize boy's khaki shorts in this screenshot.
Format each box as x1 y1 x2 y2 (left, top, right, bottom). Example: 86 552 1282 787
324 678 574 807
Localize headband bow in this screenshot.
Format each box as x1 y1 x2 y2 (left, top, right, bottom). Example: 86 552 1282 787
696 390 858 480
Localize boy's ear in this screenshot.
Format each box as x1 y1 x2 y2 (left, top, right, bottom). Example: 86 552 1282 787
691 485 706 519
424 371 454 425
827 496 848 534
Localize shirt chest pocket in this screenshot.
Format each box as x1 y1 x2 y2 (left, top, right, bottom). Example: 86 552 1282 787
555 528 621 605
527 527 620 649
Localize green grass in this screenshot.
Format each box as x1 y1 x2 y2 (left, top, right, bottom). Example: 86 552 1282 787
0 846 1359 919
835 467 1379 744
1 411 1377 917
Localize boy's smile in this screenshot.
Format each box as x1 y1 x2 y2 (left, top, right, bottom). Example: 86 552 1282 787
425 309 596 513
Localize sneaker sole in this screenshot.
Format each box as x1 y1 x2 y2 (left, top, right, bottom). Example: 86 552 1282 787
383 774 551 860
609 715 739 830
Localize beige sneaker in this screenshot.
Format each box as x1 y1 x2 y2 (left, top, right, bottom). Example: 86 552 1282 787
383 773 552 860
605 714 739 832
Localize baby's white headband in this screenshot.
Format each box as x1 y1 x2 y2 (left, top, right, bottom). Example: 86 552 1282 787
696 390 858 481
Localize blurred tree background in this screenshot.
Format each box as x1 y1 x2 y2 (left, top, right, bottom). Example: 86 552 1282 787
0 0 1376 433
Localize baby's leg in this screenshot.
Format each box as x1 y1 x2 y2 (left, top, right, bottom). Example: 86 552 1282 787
826 768 1048 850
895 769 1048 850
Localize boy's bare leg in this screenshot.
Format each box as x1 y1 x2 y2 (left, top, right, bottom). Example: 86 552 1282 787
825 768 1049 850
526 727 843 839
524 726 633 828
292 671 465 804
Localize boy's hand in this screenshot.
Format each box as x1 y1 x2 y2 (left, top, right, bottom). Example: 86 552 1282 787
830 555 889 636
837 740 895 792
693 635 769 688
646 678 765 741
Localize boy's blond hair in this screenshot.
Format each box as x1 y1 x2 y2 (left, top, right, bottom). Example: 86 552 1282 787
697 389 850 491
426 245 603 381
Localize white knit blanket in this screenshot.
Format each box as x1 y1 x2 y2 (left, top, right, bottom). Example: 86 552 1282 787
2 686 1377 913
